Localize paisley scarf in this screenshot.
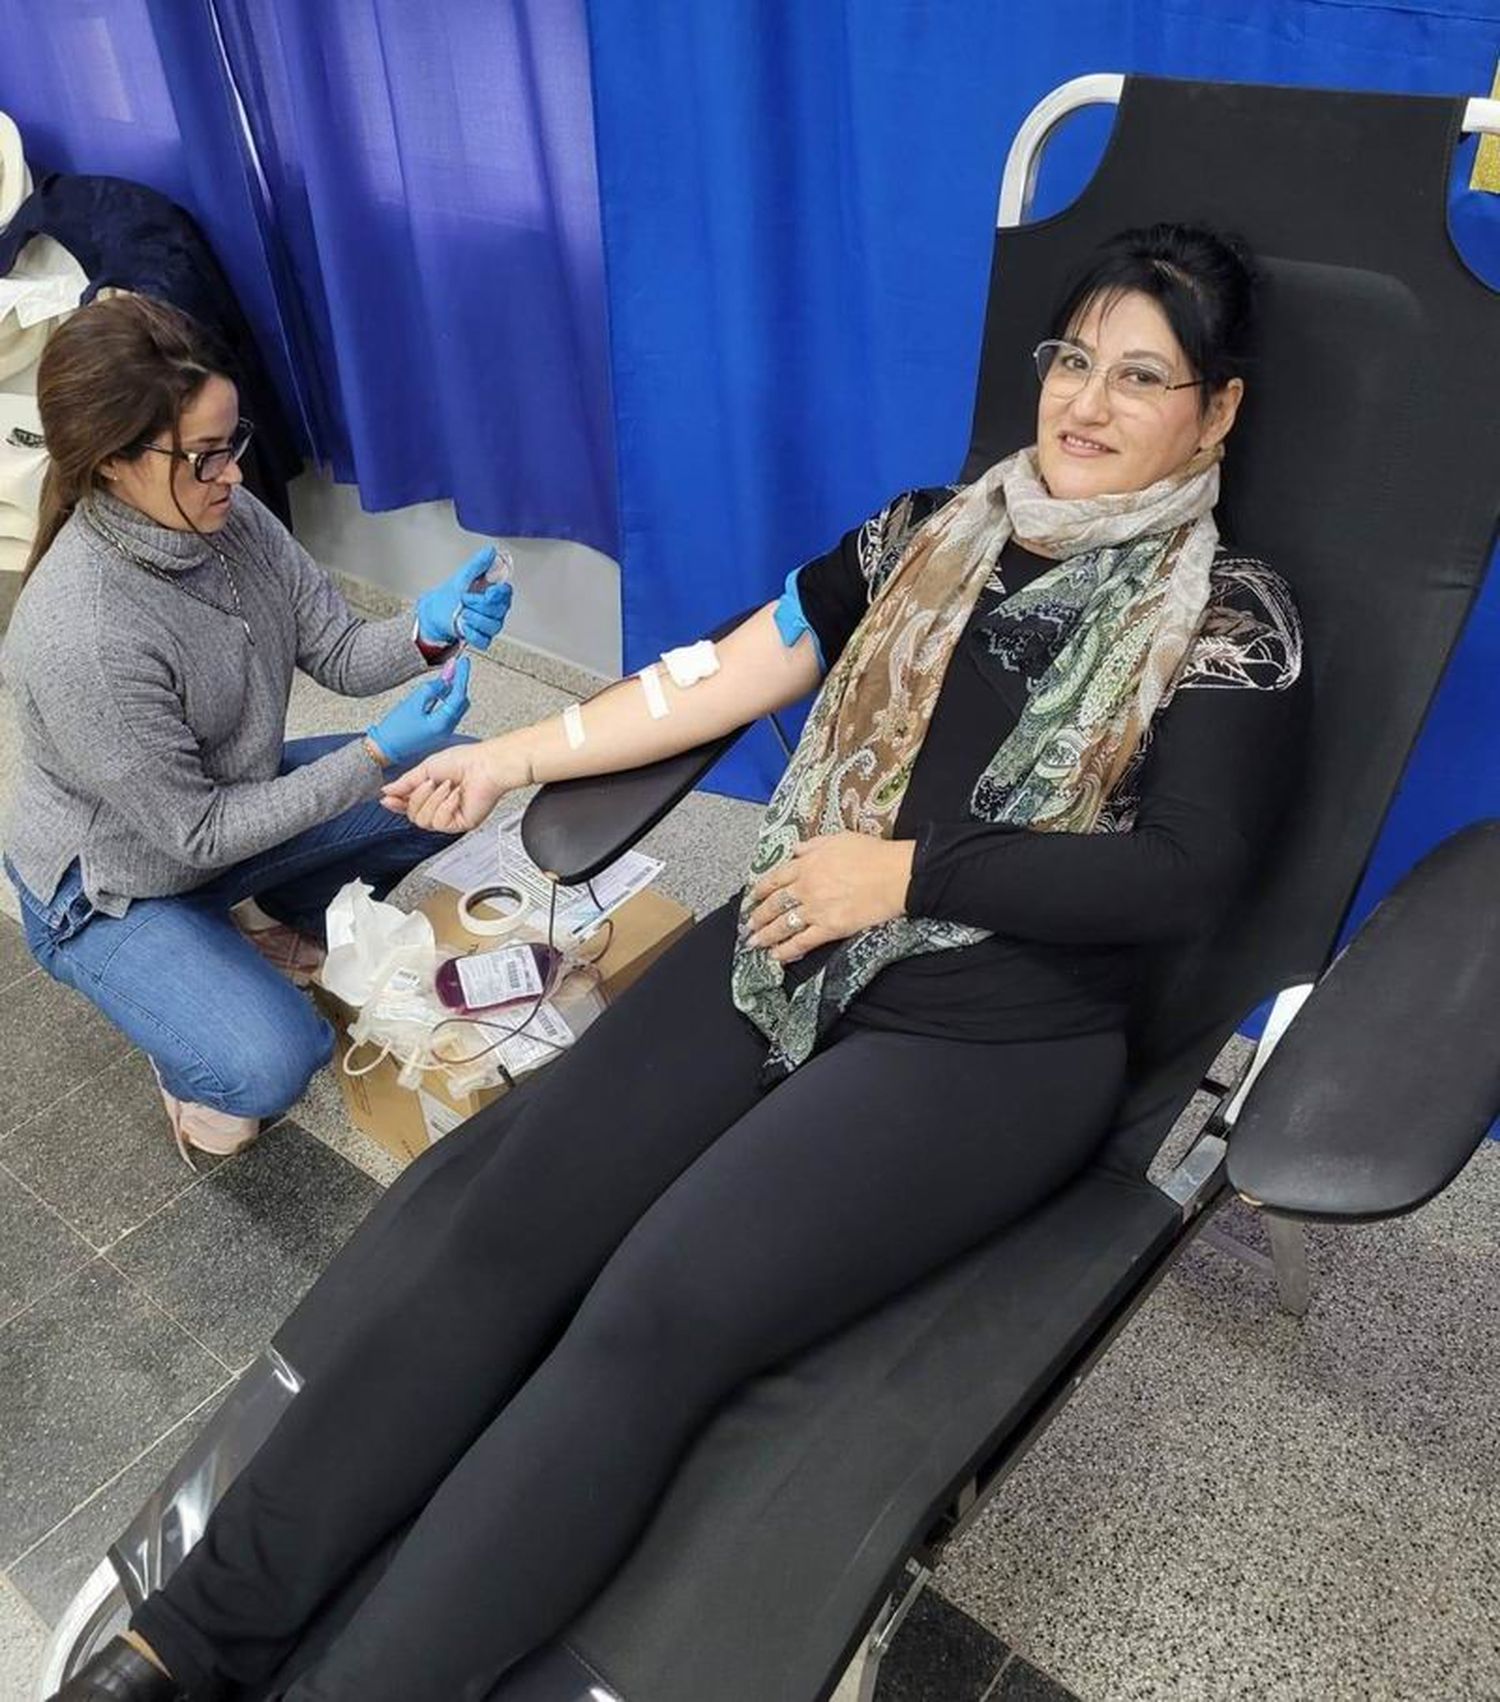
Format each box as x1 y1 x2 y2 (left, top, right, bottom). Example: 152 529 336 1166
731 444 1222 1080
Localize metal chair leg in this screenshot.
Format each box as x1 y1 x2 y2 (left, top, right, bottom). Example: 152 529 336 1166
1200 1216 1313 1318
1266 1212 1311 1317
831 1561 932 1701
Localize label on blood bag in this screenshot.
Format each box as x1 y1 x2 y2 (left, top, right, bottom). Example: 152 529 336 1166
455 945 545 1010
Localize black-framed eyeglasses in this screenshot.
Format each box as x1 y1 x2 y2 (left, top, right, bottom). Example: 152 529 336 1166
1033 340 1205 406
136 417 256 482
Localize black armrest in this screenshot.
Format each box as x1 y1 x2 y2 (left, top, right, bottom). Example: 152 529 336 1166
519 610 762 886
1227 821 1500 1221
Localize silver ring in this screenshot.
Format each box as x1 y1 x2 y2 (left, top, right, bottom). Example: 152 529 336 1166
779 889 797 914
785 908 805 934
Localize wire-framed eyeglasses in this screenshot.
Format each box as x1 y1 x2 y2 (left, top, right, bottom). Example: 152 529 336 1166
136 418 256 483
1033 340 1205 406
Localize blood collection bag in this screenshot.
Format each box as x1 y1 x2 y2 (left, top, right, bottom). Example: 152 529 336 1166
435 942 562 1014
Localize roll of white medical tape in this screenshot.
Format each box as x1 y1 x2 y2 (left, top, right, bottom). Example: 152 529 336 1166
457 883 529 938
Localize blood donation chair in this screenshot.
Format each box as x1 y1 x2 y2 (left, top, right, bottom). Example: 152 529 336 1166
38 76 1500 1702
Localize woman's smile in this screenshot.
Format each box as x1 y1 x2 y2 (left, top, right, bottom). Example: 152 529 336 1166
1057 431 1115 457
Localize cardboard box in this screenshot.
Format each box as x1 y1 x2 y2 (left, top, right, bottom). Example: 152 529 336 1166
321 886 693 1167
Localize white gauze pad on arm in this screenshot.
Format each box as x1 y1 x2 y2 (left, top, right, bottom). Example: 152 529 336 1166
660 639 720 688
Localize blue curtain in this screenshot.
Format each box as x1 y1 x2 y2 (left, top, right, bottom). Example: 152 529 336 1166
586 0 1500 817
586 2 1016 795
0 0 616 556
211 0 617 555
0 0 301 433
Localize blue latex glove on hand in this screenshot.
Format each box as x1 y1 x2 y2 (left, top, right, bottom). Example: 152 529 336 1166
366 656 471 766
414 546 513 649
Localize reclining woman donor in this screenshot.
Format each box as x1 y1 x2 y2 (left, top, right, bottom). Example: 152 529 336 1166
2 295 512 1163
61 223 1305 1702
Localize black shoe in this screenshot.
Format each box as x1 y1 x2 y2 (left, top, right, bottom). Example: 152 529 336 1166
49 1635 182 1700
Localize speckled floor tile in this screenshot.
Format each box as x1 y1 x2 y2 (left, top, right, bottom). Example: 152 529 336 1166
0 1051 215 1249
873 1588 1009 1700
109 1119 381 1370
0 1165 93 1326
0 1570 48 1702
937 1144 1500 1702
0 972 131 1142
483 632 611 702
9 1380 230 1626
988 1655 1079 1701
327 556 618 701
0 1259 223 1565
0 912 37 991
289 1064 404 1188
286 647 572 748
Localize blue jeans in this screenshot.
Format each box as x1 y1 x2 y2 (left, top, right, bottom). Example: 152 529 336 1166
8 736 461 1118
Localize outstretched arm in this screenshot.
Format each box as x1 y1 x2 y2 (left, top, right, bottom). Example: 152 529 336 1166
382 604 820 831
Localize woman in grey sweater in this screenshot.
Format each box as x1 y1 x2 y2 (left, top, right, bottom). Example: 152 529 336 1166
2 296 511 1160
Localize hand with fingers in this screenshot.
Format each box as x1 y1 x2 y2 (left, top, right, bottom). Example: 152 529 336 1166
414 545 513 650
743 831 916 964
365 656 473 769
380 733 532 833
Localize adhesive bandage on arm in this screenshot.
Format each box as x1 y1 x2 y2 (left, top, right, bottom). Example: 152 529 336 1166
636 639 719 720
637 664 670 720
563 703 586 748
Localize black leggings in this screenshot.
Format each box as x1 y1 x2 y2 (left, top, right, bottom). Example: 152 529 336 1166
136 903 1125 1702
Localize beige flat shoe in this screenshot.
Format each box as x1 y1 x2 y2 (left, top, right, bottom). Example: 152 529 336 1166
231 900 326 988
150 1064 260 1168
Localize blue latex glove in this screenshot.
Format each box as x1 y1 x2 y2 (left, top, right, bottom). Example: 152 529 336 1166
366 656 471 766
414 546 514 650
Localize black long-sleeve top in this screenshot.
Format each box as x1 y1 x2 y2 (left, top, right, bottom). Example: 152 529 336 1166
791 487 1307 1043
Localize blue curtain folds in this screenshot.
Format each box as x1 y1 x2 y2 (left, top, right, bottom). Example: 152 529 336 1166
0 0 301 433
586 0 1500 807
585 1 1016 796
0 0 616 556
210 0 617 554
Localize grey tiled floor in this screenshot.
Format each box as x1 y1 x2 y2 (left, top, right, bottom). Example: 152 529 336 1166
0 921 384 1697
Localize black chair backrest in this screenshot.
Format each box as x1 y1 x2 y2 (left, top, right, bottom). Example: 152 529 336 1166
963 77 1500 1172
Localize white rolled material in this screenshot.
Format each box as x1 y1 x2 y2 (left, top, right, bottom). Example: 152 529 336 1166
457 883 529 937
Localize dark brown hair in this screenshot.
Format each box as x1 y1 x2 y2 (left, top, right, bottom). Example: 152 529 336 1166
1049 223 1259 410
24 294 230 579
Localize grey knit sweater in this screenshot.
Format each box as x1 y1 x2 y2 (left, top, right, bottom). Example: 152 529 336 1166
2 488 429 916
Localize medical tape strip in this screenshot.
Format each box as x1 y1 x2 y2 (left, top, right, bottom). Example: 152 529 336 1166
660 639 720 688
637 664 670 720
457 882 529 937
563 703 585 748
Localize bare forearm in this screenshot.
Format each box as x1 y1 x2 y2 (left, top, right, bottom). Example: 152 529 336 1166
497 605 819 786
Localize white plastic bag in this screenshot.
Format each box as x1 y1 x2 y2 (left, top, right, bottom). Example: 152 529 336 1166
320 880 437 1007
